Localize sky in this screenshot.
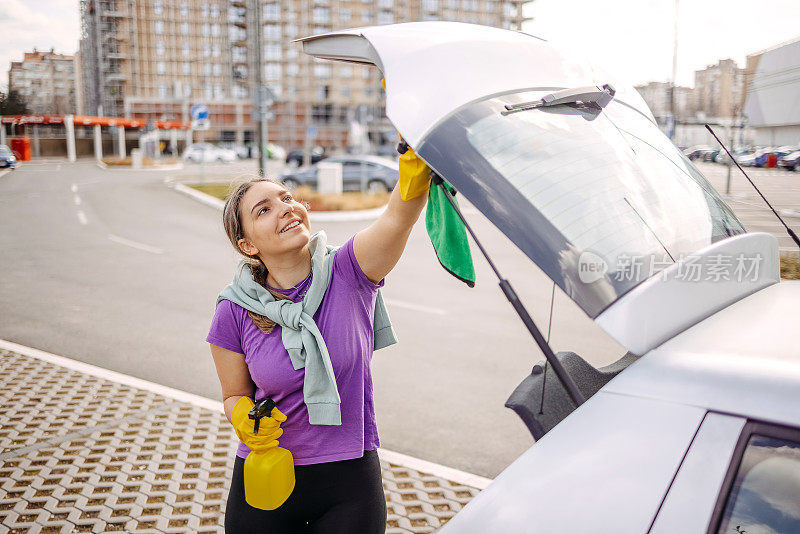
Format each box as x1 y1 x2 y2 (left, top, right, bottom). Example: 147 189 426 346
1 0 799 92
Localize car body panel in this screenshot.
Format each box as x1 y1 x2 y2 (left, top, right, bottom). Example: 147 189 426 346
650 412 746 534
0 144 17 168
595 232 780 355
605 280 800 428
437 392 707 533
280 155 398 191
297 22 654 148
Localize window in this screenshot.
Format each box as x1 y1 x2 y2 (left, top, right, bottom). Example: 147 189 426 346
202 23 210 36
154 20 164 34
203 63 212 76
378 0 393 7
264 43 281 61
361 67 371 79
377 11 393 24
285 24 298 39
203 43 211 57
210 3 219 17
233 85 248 99
286 48 298 60
340 8 351 21
361 11 372 22
157 61 166 74
212 44 220 57
201 3 209 17
713 428 800 533
182 43 190 56
181 22 189 35
180 2 188 16
313 25 330 34
263 3 279 20
423 0 438 11
232 47 247 63
158 84 167 98
316 85 329 101
287 63 299 77
340 65 352 78
213 63 222 76
314 64 331 78
204 83 212 100
265 63 282 80
264 24 280 40
182 62 191 75
214 84 224 99
154 1 163 14
341 86 351 97
156 41 165 55
313 7 329 22
211 24 220 37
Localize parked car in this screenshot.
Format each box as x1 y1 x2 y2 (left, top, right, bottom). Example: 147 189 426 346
777 150 800 171
285 147 326 167
182 143 237 163
279 155 398 193
683 145 715 160
0 144 17 169
301 21 800 533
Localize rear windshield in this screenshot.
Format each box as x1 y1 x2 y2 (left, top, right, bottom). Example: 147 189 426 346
0 146 12 156
417 91 745 317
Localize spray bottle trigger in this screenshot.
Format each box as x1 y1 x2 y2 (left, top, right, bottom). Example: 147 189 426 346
248 398 277 435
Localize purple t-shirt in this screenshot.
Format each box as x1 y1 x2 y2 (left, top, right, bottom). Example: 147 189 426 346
206 236 383 465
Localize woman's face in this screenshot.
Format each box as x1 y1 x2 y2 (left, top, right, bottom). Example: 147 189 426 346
238 181 311 259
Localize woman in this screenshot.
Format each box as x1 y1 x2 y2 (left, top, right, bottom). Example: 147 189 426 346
206 153 429 533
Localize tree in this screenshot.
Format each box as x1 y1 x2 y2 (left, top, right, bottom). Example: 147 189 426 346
0 90 30 115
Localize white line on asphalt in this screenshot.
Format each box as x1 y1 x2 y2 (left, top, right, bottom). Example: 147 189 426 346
73 194 82 205
0 169 10 179
384 299 447 315
107 234 164 254
0 338 493 490
76 210 88 225
71 184 78 192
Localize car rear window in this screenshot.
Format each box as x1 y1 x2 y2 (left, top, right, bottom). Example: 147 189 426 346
715 434 800 533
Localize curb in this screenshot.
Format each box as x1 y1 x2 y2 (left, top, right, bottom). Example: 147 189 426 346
164 177 388 222
0 337 493 490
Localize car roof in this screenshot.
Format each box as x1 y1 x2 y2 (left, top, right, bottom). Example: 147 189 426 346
605 280 800 428
326 154 399 169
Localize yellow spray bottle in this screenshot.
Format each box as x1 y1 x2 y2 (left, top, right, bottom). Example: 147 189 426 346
244 397 295 510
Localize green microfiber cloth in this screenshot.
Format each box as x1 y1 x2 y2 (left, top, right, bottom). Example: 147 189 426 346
426 177 475 287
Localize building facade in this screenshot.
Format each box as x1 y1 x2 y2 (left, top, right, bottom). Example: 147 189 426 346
8 49 77 115
79 0 531 151
743 37 800 146
693 58 744 120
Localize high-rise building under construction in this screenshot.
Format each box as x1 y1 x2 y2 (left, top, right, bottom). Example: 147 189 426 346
79 0 530 151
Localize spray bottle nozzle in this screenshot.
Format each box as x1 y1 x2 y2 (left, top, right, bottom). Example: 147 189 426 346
248 397 277 434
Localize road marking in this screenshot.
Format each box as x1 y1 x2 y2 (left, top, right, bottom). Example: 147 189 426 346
0 338 493 490
76 210 88 225
384 299 447 315
107 234 164 254
73 194 81 205
71 184 78 192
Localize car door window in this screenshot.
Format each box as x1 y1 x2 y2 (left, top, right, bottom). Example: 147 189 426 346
714 432 800 534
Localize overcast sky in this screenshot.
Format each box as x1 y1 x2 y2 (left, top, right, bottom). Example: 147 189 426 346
1 0 799 92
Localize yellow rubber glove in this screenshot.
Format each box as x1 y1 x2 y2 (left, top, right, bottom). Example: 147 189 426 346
231 396 286 452
398 144 432 201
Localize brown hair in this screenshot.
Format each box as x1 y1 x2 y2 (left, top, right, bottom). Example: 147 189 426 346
221 176 306 334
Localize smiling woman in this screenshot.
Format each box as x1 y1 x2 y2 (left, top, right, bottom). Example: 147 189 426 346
205 173 428 533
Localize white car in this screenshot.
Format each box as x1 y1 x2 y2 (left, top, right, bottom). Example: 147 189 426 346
300 22 800 533
182 143 237 163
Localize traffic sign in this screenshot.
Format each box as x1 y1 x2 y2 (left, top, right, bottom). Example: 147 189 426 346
191 105 209 121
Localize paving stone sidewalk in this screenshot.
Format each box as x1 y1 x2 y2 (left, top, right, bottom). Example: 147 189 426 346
0 348 485 533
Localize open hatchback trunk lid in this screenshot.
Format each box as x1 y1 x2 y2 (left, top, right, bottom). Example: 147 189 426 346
298 22 781 355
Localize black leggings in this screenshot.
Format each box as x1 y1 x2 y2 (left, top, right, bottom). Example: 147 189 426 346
225 450 387 533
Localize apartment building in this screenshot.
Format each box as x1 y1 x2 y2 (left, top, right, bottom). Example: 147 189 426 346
8 49 77 115
634 81 694 121
80 0 531 150
693 59 744 120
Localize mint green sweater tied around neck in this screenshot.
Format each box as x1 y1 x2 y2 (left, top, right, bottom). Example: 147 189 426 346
216 231 397 425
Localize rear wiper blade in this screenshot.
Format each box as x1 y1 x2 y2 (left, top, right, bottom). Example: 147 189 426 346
501 84 616 116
